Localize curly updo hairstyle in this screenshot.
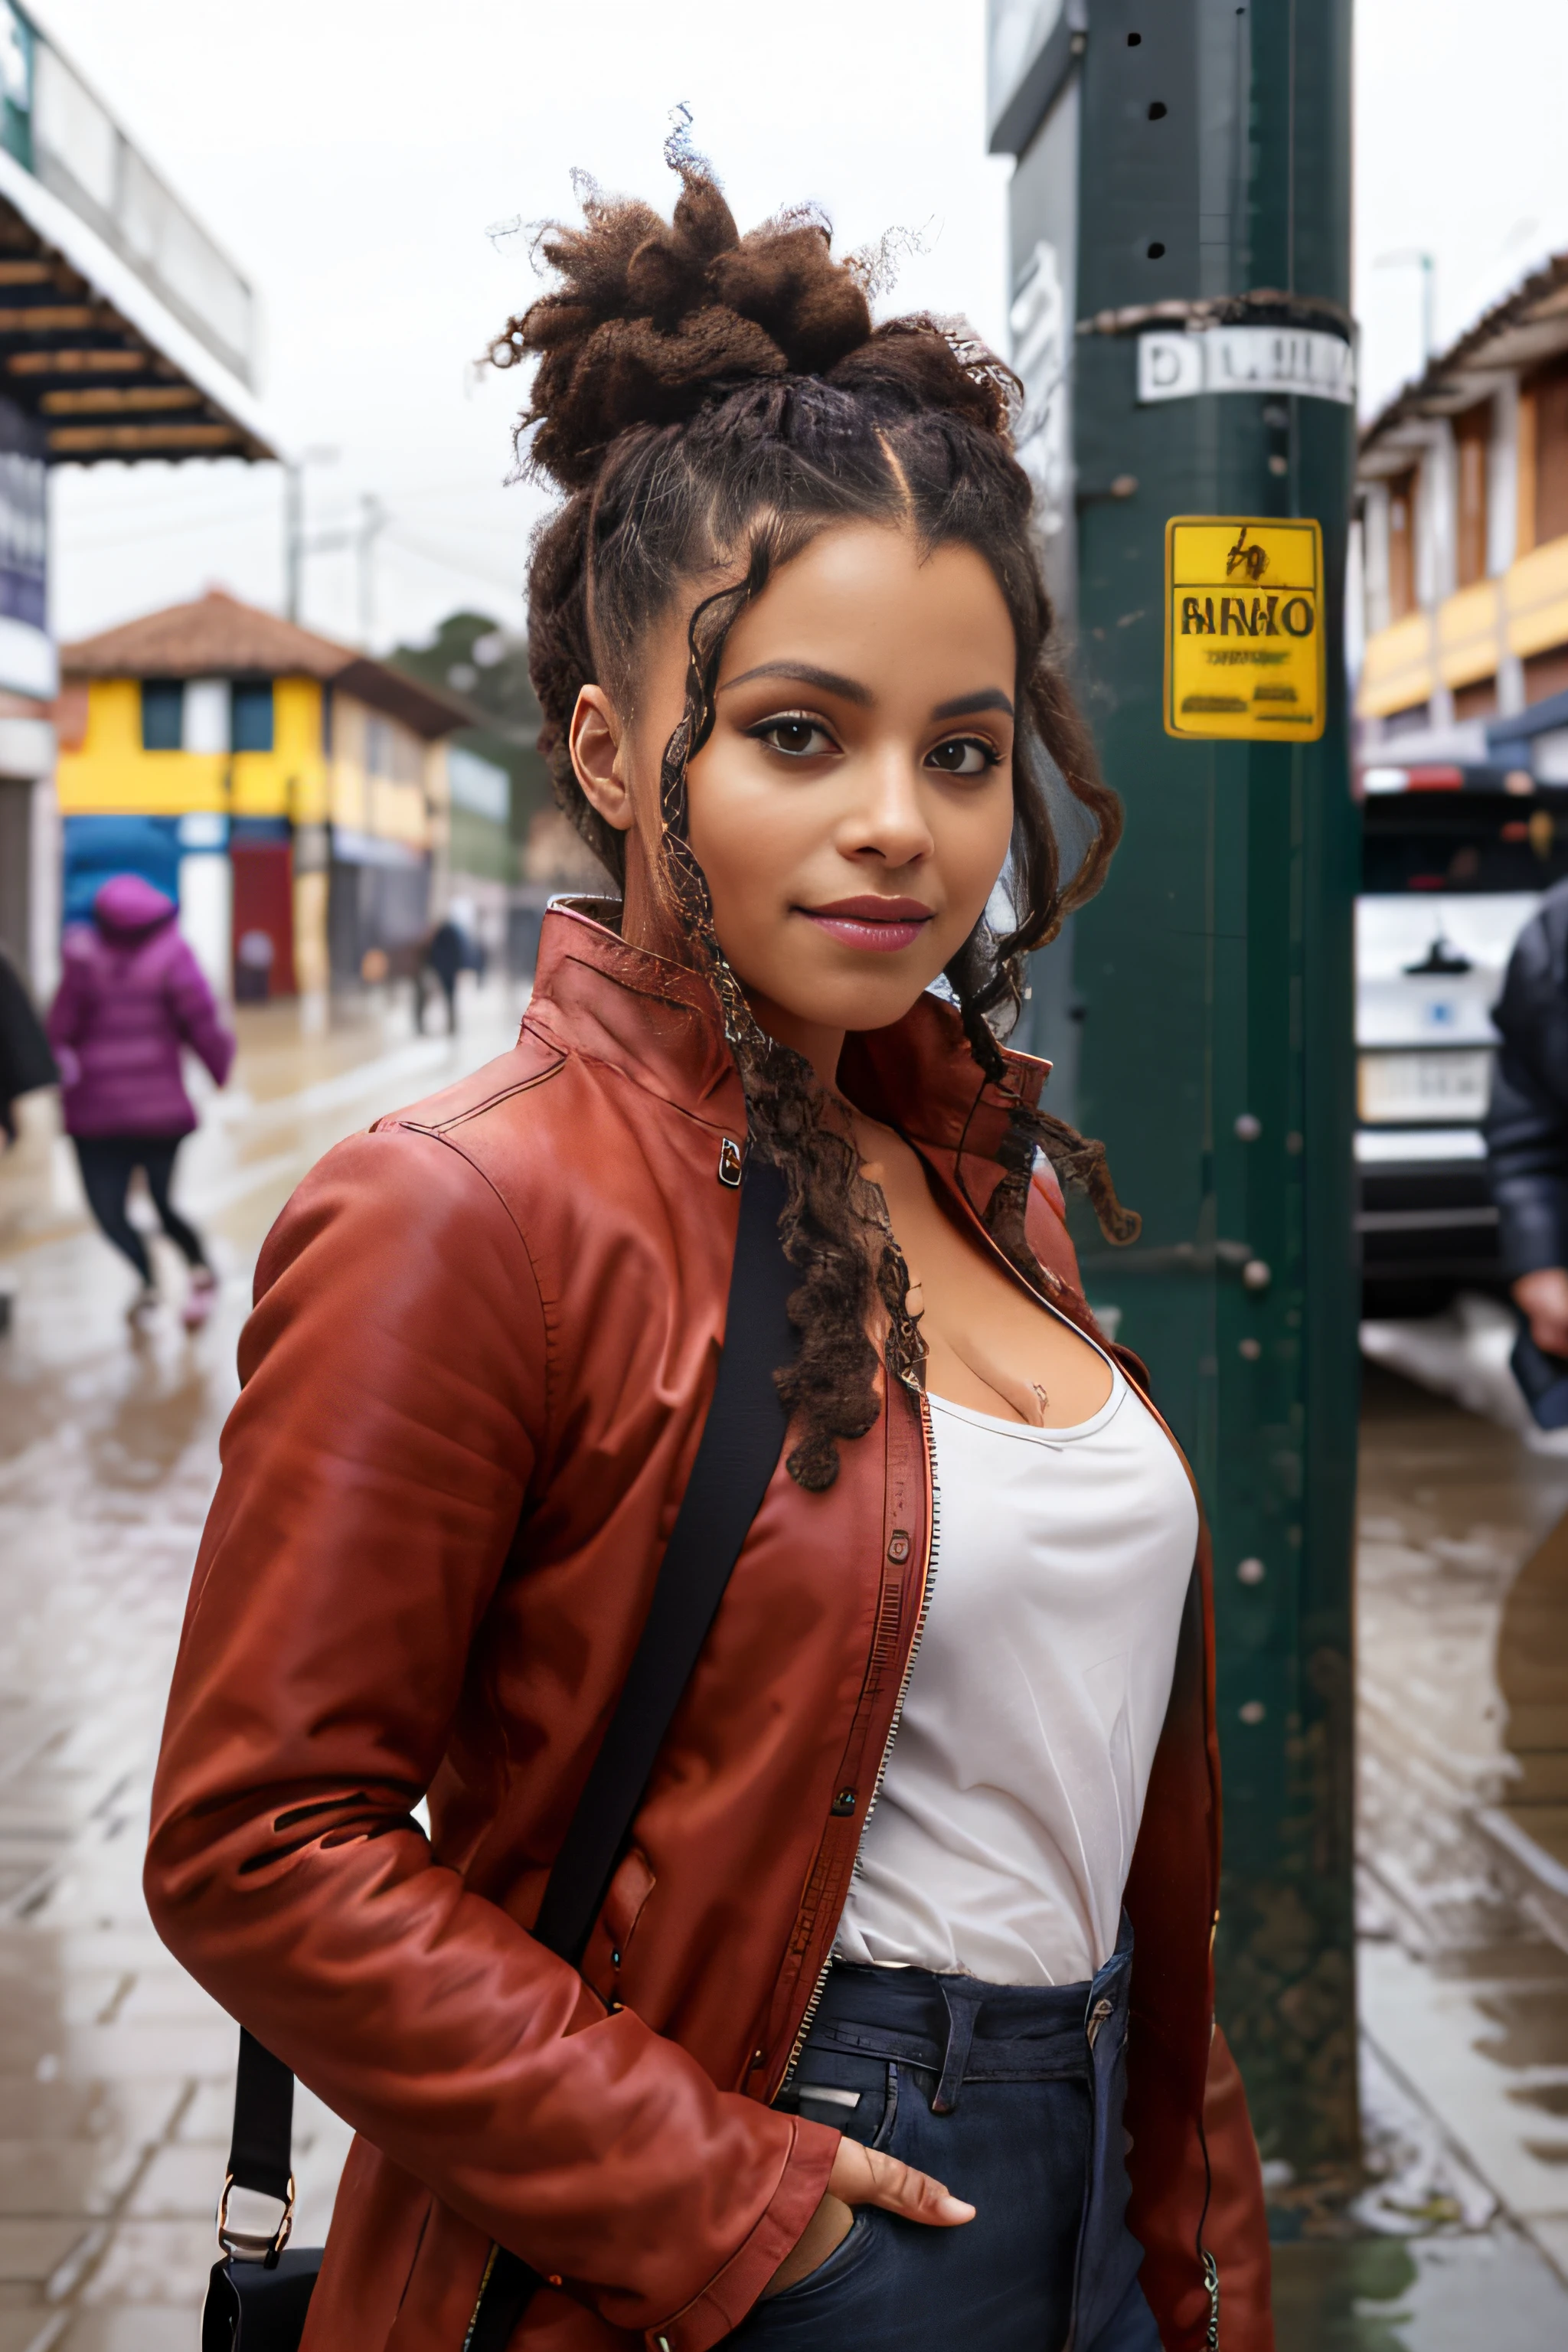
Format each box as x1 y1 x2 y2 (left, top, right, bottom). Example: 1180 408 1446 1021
492 132 1135 1489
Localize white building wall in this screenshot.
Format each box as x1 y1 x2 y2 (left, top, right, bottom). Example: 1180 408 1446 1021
1488 381 1519 577
178 848 231 1004
1363 482 1392 638
1485 379 1527 717
27 771 58 998
1416 423 1456 609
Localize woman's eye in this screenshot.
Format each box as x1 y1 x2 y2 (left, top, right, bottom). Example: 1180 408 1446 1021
752 716 836 759
926 736 998 777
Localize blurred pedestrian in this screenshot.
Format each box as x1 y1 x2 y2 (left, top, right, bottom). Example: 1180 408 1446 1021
416 913 467 1034
48 875 234 1331
1486 876 1568 1384
0 945 56 1145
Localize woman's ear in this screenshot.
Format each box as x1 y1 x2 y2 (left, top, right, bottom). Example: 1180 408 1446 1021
570 685 635 835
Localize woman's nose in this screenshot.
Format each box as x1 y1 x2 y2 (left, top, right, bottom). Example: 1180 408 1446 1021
838 750 935 867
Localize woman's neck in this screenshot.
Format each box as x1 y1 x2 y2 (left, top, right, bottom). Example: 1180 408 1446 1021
741 989 846 1094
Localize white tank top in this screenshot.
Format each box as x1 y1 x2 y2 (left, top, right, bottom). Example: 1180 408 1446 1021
835 1363 1198 1988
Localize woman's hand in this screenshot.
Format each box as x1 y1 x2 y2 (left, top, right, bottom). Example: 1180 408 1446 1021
762 2137 975 2298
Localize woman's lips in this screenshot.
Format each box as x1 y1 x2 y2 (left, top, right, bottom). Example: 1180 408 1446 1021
799 897 936 954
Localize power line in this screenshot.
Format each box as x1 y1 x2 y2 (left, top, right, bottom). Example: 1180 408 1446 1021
57 501 278 552
381 527 524 597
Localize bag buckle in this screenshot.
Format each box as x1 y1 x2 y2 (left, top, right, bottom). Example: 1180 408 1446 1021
217 2171 296 2266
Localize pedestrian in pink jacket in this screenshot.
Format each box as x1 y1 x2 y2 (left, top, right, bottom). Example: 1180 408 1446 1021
48 874 235 1329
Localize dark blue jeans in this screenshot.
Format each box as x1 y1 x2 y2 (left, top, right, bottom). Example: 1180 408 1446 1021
730 1923 1158 2351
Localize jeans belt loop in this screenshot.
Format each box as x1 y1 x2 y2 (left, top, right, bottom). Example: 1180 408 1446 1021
932 1981 982 2114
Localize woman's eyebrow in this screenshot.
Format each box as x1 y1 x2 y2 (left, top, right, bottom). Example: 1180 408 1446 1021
930 688 1014 720
719 660 873 705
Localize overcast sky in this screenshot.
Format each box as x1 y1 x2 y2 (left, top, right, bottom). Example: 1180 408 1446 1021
34 0 1568 655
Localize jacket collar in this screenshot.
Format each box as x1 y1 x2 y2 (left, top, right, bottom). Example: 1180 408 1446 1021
527 899 1051 1184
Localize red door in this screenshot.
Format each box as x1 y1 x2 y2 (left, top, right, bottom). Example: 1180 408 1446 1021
230 842 296 1000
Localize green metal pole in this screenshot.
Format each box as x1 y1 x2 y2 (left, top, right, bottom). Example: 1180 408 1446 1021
1062 0 1359 2181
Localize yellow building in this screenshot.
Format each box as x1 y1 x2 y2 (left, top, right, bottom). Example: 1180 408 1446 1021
1357 251 1568 753
57 591 466 998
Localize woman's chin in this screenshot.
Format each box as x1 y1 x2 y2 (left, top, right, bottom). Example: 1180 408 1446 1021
763 978 943 1043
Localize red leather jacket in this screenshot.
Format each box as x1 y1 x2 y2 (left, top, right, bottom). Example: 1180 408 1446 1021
145 903 1272 2352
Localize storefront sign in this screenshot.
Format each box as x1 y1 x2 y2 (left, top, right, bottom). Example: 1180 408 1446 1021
1165 516 1325 742
1138 326 1354 407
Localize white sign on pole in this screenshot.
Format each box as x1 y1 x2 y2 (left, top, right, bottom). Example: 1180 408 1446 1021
1137 325 1355 407
1011 239 1070 542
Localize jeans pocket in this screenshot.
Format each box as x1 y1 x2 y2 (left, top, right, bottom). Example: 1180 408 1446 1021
754 2204 879 2313
795 2057 898 2150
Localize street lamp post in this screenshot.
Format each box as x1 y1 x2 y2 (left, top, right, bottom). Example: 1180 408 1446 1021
283 446 340 625
1375 248 1438 370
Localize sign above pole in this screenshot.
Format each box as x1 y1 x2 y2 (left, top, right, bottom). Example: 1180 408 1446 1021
1165 516 1326 742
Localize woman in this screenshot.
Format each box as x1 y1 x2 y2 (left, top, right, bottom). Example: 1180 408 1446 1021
146 152 1271 2351
49 872 231 1328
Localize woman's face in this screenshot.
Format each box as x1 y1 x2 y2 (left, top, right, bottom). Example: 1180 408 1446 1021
570 523 1019 1076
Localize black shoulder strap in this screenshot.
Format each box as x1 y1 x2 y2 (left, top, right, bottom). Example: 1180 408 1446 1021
531 1157 795 1963
227 1158 798 2333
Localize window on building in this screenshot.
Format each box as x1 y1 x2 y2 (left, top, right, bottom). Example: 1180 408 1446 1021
231 681 275 753
321 681 334 756
141 679 185 750
1529 354 1568 550
365 714 390 777
1525 646 1568 706
1387 468 1417 621
1452 678 1497 720
1455 406 1490 588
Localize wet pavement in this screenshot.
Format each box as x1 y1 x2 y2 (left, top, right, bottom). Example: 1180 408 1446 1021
0 980 522 2351
1273 1364 1568 2348
2 994 1567 2346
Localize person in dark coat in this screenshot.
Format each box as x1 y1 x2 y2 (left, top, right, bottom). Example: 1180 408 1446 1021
416 915 467 1035
47 874 235 1330
0 945 56 1144
1485 876 1568 1357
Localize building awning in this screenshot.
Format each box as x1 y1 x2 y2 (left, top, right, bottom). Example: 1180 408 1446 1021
0 139 274 466
1360 251 1568 476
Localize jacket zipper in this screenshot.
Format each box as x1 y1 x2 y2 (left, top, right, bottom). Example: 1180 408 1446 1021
780 1383 941 2089
461 2244 499 2352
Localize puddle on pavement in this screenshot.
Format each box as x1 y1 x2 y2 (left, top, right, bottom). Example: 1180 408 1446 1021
1274 2232 1568 2350
1470 1980 1568 2069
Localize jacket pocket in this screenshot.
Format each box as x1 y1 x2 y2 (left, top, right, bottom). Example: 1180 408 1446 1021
580 1845 655 2002
384 2198 494 2350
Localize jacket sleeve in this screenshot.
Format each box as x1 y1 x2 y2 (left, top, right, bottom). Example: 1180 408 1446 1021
1483 893 1568 1278
1202 2026 1274 2350
143 1125 835 2350
44 942 88 1088
166 936 235 1088
1486 1047 1568 1276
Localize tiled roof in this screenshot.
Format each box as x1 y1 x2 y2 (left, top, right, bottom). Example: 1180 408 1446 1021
63 588 353 681
61 589 470 740
1361 250 1568 468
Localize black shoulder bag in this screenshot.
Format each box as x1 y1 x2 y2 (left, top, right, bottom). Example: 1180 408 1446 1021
203 1158 797 2352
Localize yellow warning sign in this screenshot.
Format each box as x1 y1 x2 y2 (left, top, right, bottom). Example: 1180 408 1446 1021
1164 515 1325 742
